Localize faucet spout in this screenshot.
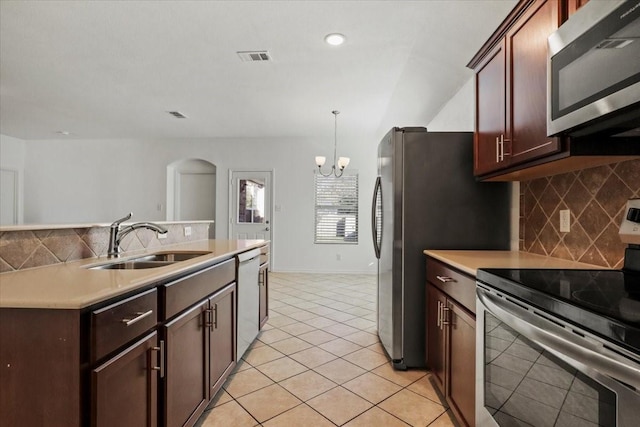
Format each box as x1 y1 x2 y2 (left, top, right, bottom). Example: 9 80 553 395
107 213 168 258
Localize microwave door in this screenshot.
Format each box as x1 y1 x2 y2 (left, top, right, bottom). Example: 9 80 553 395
548 0 640 136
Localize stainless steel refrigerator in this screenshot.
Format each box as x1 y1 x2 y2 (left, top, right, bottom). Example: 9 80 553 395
371 127 510 369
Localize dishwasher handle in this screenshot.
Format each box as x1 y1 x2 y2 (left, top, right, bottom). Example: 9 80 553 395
477 287 640 390
237 248 261 263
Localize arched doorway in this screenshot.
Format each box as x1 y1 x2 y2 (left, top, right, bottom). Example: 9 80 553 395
167 159 216 237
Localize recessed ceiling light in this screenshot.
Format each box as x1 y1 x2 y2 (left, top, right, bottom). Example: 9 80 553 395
56 130 71 136
325 33 346 46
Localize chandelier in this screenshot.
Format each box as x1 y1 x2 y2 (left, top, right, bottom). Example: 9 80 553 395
315 110 350 177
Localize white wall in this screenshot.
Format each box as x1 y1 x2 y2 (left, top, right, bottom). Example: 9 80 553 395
22 134 380 273
426 77 475 131
0 134 26 224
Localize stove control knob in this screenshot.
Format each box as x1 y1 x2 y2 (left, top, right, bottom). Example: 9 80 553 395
628 207 640 224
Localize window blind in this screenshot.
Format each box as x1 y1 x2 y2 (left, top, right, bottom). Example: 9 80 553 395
314 172 358 244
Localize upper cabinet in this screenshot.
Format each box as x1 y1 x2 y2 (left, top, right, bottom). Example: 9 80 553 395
474 0 561 177
469 0 638 181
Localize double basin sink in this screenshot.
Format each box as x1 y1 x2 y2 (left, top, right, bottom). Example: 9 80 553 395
89 251 212 270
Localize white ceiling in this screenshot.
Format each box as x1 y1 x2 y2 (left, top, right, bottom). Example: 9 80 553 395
0 0 516 142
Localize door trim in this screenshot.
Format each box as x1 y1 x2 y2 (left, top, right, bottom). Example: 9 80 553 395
228 169 275 268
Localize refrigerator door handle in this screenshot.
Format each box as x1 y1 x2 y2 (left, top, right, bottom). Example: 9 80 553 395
371 176 382 259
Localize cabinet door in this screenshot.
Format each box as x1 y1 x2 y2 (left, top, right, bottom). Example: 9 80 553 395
163 301 209 427
475 39 507 176
426 285 446 392
507 0 561 166
447 301 476 427
259 265 269 329
567 0 589 17
209 284 236 398
92 332 158 427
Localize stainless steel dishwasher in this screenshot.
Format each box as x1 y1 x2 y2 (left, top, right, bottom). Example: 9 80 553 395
236 248 261 358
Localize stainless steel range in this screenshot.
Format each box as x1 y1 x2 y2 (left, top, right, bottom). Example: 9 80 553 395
476 199 640 426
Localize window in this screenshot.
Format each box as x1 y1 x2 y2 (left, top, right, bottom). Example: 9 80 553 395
238 179 265 224
314 172 358 244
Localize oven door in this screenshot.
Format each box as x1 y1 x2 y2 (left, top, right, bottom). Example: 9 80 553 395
476 285 640 427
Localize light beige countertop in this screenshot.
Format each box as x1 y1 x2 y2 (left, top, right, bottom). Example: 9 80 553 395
0 239 266 309
424 250 603 276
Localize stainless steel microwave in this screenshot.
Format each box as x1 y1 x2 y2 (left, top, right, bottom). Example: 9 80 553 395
547 0 640 138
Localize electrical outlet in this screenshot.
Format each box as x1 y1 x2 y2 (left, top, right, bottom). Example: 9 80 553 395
559 209 570 233
184 226 192 236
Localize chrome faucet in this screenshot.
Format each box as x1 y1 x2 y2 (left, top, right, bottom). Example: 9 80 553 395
107 212 168 258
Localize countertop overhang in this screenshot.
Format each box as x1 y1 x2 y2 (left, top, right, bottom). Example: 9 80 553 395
0 239 267 309
424 250 603 276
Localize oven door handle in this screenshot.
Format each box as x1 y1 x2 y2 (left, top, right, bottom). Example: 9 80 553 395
477 287 640 390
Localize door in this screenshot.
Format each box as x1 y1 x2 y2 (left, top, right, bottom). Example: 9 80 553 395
475 39 506 176
426 285 446 392
163 301 209 427
92 332 158 427
507 0 561 166
229 171 272 241
447 301 475 427
377 130 400 361
209 284 236 399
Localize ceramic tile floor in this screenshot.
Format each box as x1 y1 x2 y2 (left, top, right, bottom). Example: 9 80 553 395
195 273 455 427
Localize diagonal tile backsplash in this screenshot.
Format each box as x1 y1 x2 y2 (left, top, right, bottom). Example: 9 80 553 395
520 159 640 269
0 222 211 273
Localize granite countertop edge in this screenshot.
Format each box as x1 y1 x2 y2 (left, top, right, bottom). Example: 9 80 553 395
424 249 604 277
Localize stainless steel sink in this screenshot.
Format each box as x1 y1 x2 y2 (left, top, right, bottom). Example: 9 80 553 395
132 251 211 262
88 251 211 270
90 260 177 270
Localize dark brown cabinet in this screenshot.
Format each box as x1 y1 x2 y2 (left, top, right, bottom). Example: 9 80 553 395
471 0 562 178
161 260 237 427
163 300 209 427
468 0 636 181
426 257 476 427
92 332 159 427
209 284 236 398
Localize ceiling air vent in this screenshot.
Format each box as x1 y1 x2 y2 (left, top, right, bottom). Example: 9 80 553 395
237 51 272 62
168 111 188 119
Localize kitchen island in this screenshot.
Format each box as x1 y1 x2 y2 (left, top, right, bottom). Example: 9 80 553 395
0 239 268 427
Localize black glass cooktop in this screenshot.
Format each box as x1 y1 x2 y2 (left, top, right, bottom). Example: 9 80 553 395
476 268 640 355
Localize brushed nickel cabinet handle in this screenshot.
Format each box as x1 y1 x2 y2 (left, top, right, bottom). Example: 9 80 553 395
204 308 213 331
496 136 500 163
213 303 218 329
151 340 165 378
437 301 442 328
436 276 456 283
122 309 153 326
441 306 451 327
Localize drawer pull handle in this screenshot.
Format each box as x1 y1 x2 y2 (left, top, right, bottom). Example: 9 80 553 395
436 276 456 283
436 301 442 328
122 309 153 326
151 340 165 378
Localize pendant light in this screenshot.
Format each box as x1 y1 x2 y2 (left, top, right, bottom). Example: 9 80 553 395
315 110 350 177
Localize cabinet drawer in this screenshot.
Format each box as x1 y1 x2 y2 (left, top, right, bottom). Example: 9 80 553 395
91 288 157 362
162 258 235 320
426 258 476 314
259 245 269 266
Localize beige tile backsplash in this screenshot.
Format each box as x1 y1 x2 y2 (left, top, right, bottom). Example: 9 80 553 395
520 159 640 269
0 222 210 273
